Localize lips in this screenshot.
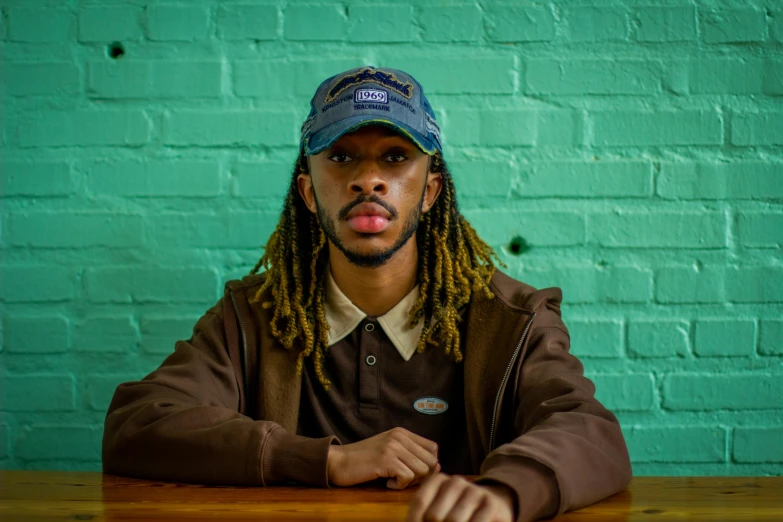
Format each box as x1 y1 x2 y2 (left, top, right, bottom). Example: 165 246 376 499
345 203 391 234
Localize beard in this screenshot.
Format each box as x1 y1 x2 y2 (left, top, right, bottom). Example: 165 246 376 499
314 192 424 269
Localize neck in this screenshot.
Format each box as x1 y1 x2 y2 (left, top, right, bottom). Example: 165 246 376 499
328 239 418 317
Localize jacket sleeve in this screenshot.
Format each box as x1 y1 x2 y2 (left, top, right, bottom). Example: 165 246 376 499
476 297 632 521
102 299 338 486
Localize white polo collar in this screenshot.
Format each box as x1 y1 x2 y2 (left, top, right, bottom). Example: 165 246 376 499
324 268 424 362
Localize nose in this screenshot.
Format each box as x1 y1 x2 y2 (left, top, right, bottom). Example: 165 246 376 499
349 160 388 196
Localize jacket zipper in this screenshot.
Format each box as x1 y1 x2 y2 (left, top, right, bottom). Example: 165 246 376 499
229 290 249 408
488 313 536 453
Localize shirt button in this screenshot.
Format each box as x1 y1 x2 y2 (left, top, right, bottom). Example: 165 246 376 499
364 323 375 332
365 354 377 366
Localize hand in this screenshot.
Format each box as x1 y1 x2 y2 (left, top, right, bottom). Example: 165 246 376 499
327 427 440 489
406 473 515 522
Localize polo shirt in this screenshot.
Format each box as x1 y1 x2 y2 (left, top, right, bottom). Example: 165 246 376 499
296 269 472 475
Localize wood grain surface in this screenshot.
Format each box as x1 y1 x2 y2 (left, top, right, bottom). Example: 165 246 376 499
1 471 781 521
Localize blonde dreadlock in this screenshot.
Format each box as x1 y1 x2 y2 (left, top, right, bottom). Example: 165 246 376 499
249 151 500 389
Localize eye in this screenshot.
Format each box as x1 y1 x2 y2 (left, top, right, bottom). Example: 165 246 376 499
328 152 353 163
385 153 408 163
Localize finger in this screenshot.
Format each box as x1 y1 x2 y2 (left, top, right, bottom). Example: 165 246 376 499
396 434 439 470
421 477 469 522
466 496 495 522
444 486 485 522
386 459 416 490
409 463 441 488
396 429 439 458
406 474 448 522
396 447 432 479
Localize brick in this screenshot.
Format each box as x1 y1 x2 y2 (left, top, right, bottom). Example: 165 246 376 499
18 110 150 147
1 161 72 197
526 59 661 95
700 8 766 44
591 110 722 146
348 4 414 42
656 266 724 304
568 320 623 358
85 267 219 303
8 8 71 42
421 4 482 42
149 212 278 248
3 63 80 96
589 211 727 248
564 6 628 42
0 267 75 302
17 425 101 461
87 160 220 198
759 320 783 356
1 374 75 411
773 11 783 43
728 163 783 199
464 209 585 247
4 315 69 354
735 427 783 462
73 316 139 353
726 267 783 303
628 320 689 358
449 159 514 198
602 267 653 303
764 58 783 95
738 212 783 248
86 374 140 412
140 316 199 355
658 162 783 200
217 4 278 40
634 6 696 42
625 426 725 462
78 6 143 42
536 110 580 147
164 110 296 147
592 374 655 411
0 424 8 459
479 110 536 146
486 5 554 42
663 374 783 410
694 319 756 357
234 58 358 98
690 58 763 94
10 212 143 248
146 5 210 41
732 112 783 146
235 161 293 199
284 4 347 41
88 61 221 99
518 161 652 198
399 57 516 94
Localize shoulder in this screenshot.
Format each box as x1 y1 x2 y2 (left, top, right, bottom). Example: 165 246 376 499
224 272 268 298
488 269 563 314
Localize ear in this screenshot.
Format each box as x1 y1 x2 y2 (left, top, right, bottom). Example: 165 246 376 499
297 171 318 214
421 170 443 214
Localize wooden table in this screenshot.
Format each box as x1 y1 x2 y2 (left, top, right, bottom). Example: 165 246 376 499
1 471 781 521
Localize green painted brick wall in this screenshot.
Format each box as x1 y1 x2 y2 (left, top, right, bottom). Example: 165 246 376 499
0 0 781 476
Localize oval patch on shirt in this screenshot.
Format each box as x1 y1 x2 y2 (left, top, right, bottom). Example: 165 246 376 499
413 397 449 415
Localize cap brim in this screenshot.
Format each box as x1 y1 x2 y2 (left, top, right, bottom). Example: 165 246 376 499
304 116 439 156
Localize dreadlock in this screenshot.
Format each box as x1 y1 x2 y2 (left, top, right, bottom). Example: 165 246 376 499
249 150 501 389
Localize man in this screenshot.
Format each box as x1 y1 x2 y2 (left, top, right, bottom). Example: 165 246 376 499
103 66 631 522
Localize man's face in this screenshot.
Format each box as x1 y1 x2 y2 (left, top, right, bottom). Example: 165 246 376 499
298 125 442 268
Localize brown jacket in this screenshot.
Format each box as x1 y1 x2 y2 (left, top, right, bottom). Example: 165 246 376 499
103 270 632 521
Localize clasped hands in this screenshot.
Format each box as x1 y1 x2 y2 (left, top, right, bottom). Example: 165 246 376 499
327 427 515 522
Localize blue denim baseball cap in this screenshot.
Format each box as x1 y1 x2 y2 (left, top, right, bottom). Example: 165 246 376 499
300 66 442 156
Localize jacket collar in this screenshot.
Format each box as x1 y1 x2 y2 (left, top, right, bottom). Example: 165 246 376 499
325 268 423 362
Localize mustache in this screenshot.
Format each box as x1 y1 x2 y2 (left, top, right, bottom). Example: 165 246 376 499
337 194 398 221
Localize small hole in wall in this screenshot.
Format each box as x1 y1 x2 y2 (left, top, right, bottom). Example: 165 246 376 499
508 236 531 256
107 42 125 59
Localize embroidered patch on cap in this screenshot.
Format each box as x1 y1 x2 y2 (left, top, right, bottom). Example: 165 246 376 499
326 67 414 102
413 397 449 415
